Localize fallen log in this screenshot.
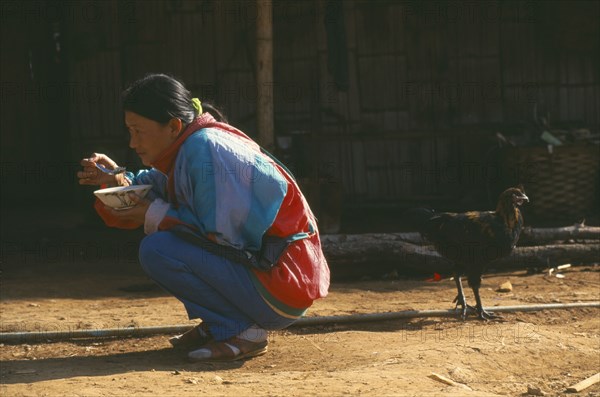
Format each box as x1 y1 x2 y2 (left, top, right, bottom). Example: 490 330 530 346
491 244 599 269
321 233 451 278
520 225 600 245
328 225 600 247
320 234 600 279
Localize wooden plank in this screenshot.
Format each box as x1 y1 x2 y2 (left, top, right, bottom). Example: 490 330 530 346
281 59 317 115
559 86 570 121
559 55 570 85
273 0 318 61
392 3 405 54
394 142 411 197
537 85 558 125
363 140 382 199
566 372 600 393
585 85 599 128
357 55 399 111
213 3 254 72
456 6 478 58
479 57 502 123
499 18 521 86
520 23 537 84
404 11 436 82
340 141 355 198
538 49 558 85
396 56 409 110
428 373 473 391
344 48 362 131
567 55 583 85
458 58 481 124
480 7 499 57
355 2 396 56
351 140 367 196
581 56 596 84
568 86 585 122
335 0 354 53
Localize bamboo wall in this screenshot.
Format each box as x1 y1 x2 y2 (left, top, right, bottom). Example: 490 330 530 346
2 0 598 211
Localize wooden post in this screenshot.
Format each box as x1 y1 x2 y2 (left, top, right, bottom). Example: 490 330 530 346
256 0 274 152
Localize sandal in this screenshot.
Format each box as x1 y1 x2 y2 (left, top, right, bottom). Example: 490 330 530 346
169 323 213 348
188 337 268 362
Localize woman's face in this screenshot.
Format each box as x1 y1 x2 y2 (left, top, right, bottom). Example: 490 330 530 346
125 111 182 166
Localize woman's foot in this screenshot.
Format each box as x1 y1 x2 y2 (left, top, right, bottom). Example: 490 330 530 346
169 323 212 348
188 325 268 362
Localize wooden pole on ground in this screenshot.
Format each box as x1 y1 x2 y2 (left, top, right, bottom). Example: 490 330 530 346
566 372 600 393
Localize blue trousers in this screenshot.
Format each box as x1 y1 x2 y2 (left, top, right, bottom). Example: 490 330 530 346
139 231 297 340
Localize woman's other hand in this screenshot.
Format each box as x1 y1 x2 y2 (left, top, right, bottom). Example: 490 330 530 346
101 193 150 227
78 153 128 186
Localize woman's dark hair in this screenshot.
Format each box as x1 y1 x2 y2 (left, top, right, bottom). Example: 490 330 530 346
202 102 228 124
122 74 195 124
122 73 227 124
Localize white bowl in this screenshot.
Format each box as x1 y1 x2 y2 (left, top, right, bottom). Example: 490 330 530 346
93 184 153 210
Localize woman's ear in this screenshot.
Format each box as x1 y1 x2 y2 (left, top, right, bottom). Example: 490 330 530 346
168 118 183 137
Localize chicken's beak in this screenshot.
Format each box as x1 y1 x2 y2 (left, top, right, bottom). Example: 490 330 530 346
515 194 529 206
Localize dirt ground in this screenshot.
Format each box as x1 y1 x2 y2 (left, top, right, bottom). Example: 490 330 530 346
1 256 599 397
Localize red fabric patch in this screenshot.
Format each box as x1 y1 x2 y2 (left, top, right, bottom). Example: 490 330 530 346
425 272 443 282
251 164 330 308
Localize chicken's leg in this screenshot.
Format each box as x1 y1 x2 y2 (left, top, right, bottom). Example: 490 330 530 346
471 283 501 321
452 275 476 319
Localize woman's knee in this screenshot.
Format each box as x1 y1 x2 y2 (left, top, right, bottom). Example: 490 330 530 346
138 232 168 276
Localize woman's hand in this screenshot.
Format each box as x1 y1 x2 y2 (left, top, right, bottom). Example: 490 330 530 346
100 193 150 227
78 153 129 186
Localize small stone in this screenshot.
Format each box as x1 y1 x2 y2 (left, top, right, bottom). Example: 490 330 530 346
213 375 224 384
448 366 474 383
497 280 513 293
527 384 547 396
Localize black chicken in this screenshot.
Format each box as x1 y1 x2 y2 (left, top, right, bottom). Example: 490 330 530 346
407 186 529 320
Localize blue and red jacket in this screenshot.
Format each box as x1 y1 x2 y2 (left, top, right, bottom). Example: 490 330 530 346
95 113 330 317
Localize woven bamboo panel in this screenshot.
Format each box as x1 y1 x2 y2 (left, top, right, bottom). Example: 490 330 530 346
499 145 600 222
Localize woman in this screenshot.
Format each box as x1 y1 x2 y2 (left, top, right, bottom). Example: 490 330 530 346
77 73 330 361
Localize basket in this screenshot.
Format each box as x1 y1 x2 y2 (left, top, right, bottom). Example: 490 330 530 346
498 144 600 224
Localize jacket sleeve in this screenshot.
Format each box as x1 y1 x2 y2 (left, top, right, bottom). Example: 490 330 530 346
94 169 168 230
